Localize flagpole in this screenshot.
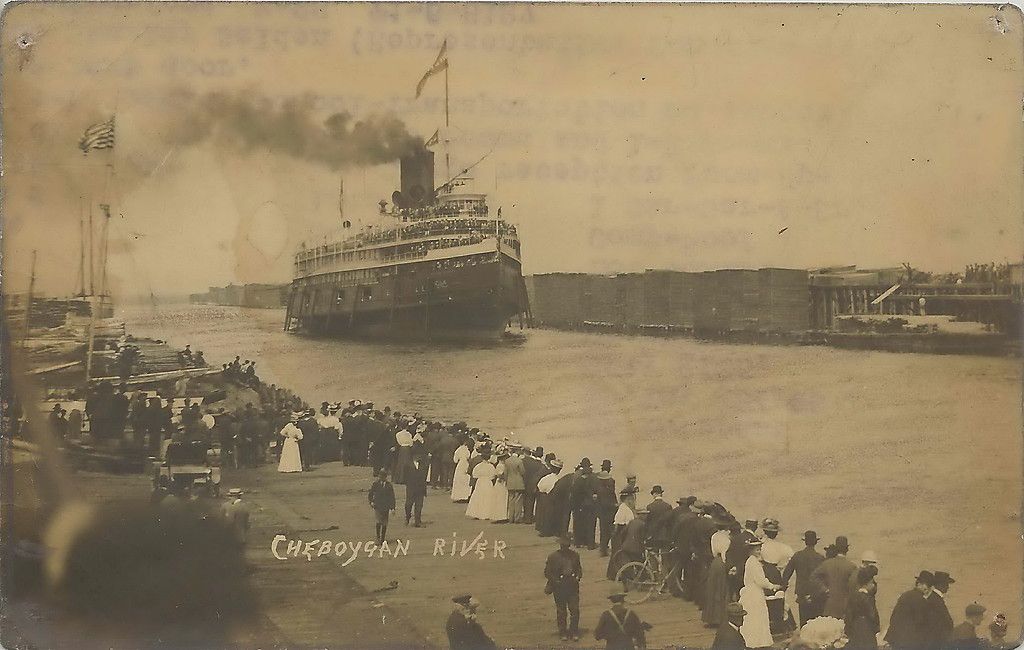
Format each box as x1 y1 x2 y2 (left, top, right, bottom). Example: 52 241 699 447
444 63 451 181
88 200 94 296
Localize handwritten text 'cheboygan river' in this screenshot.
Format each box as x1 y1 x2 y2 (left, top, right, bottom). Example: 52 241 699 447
271 531 507 564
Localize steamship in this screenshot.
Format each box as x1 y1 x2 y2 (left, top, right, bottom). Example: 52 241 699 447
283 150 530 340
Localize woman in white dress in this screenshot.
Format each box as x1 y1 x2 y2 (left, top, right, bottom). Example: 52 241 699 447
465 455 496 520
488 455 510 522
450 440 472 502
277 418 304 473
738 539 780 649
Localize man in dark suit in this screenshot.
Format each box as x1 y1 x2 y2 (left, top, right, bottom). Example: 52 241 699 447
688 505 719 608
812 535 857 619
783 530 826 624
644 485 673 547
570 459 599 549
404 453 429 527
884 571 934 650
594 591 649 650
522 448 548 525
711 602 749 650
545 536 583 642
925 571 956 649
595 460 618 557
549 466 577 538
670 498 699 600
446 594 497 650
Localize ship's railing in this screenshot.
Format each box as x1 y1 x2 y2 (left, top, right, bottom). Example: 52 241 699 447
296 234 500 273
295 219 519 265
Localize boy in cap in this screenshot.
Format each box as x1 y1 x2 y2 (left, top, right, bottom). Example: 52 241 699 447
711 602 748 650
544 536 583 641
950 602 987 650
368 470 396 544
594 591 650 650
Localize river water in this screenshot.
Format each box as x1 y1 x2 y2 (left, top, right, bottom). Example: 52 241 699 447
121 303 1022 629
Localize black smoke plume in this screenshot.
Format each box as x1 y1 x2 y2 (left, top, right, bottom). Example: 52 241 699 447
166 89 422 169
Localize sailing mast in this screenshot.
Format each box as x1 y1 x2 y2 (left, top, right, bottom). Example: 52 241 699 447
22 250 37 349
98 203 111 297
444 60 451 182
77 199 86 296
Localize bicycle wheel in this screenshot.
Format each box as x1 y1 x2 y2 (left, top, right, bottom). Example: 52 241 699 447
615 561 658 604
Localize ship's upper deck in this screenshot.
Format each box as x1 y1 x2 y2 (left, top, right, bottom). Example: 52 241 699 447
294 192 521 278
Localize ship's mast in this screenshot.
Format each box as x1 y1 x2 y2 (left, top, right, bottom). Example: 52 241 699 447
444 62 451 182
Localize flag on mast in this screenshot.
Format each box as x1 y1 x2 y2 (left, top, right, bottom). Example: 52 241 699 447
424 129 440 147
79 117 115 154
414 40 448 99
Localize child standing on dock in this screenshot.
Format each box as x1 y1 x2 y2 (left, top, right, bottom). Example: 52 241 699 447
369 471 396 544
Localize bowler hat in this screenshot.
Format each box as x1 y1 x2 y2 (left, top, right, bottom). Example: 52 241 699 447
803 530 819 544
932 571 955 589
579 457 592 467
650 485 664 495
834 535 850 552
601 459 612 471
726 602 747 617
915 571 934 586
452 593 472 606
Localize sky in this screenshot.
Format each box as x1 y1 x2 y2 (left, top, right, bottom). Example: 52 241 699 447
2 2 1021 298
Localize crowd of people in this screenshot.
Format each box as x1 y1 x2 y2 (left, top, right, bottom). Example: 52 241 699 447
254 393 1014 650
54 352 1011 650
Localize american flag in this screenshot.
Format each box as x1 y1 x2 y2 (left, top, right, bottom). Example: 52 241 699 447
78 117 115 154
415 40 448 99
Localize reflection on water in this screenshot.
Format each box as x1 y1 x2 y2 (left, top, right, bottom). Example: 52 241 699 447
119 303 1023 626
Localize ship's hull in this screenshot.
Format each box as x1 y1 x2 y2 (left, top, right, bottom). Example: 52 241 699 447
285 251 529 341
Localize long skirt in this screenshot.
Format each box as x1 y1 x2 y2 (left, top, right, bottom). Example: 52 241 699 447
534 493 550 534
701 557 730 626
488 483 510 522
606 525 627 580
738 585 774 649
278 437 302 473
466 479 494 520
451 464 472 502
507 490 525 523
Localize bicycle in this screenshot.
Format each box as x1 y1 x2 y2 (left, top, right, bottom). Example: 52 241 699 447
613 545 685 604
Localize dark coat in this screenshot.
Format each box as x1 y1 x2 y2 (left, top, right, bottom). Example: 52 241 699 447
845 589 880 650
811 555 858 618
446 610 497 650
368 479 396 512
925 592 955 649
522 456 548 494
782 547 825 597
544 547 582 596
405 458 429 496
950 622 983 650
884 588 932 650
711 623 748 650
594 605 647 650
644 498 673 546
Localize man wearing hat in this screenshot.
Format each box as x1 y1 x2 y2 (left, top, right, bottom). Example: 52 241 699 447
644 486 673 549
884 571 935 650
595 460 618 557
522 447 547 525
711 602 748 650
811 535 857 618
925 571 956 648
950 603 987 650
446 594 497 650
594 591 649 650
570 458 599 549
544 536 583 641
782 531 826 625
668 497 700 601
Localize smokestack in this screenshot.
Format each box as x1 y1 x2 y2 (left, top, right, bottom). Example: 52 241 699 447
338 177 344 221
400 148 435 206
